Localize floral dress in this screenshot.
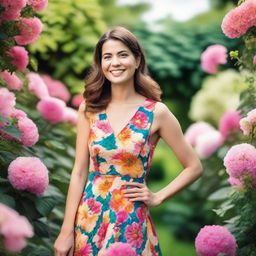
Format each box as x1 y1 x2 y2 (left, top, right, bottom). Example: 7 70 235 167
74 98 162 256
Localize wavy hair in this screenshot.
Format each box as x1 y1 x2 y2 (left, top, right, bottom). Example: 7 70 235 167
83 26 162 113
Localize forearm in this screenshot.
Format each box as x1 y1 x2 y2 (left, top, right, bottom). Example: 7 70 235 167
60 170 88 234
157 165 203 204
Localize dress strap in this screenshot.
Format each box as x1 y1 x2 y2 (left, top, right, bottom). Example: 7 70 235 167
144 98 157 112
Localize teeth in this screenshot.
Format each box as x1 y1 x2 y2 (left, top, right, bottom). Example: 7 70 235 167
111 70 124 74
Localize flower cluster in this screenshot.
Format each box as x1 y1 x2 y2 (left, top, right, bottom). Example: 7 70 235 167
221 0 256 38
195 225 237 256
224 143 256 187
239 108 256 136
0 203 34 251
8 156 49 194
185 121 224 159
105 242 137 256
201 44 227 74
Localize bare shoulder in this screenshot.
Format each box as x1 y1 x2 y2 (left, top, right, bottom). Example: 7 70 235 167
154 101 177 123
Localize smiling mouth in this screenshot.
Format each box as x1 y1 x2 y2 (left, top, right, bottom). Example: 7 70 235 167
110 70 125 76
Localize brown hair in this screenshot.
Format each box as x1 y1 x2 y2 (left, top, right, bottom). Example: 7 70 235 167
83 26 162 113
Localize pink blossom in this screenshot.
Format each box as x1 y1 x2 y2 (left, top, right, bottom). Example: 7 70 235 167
0 203 33 251
131 111 148 129
224 143 256 186
219 110 241 138
64 107 78 125
10 108 27 119
228 176 243 188
240 117 253 136
221 0 256 38
96 120 112 133
195 130 224 159
72 93 84 107
185 122 215 147
27 0 48 11
116 210 129 224
18 117 39 146
36 97 66 123
253 55 256 64
136 205 147 223
0 71 23 91
0 0 26 21
40 74 71 102
247 108 256 125
6 46 29 71
80 244 92 256
14 17 43 45
124 223 143 248
195 225 237 256
8 156 49 195
27 73 49 99
86 198 102 214
0 88 16 116
201 44 227 74
105 242 137 256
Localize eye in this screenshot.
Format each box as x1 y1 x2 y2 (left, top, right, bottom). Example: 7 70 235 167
120 53 128 57
103 55 111 60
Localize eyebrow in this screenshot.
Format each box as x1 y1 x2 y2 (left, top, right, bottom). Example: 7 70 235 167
102 50 128 56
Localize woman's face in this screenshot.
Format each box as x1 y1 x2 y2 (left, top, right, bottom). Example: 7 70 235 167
101 39 140 86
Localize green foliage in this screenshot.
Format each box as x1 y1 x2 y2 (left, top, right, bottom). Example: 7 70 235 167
29 0 107 94
133 22 242 101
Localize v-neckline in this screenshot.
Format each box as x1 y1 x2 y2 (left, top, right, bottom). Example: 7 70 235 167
104 97 148 139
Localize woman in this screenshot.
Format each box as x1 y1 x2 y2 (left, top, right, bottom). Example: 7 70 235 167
54 26 203 256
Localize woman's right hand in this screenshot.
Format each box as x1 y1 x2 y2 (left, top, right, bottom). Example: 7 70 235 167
54 230 75 256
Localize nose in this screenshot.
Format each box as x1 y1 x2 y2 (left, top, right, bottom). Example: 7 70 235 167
111 55 121 66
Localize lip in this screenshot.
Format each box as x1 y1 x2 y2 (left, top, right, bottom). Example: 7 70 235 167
110 69 125 77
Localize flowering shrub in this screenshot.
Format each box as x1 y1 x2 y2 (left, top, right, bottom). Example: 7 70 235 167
195 225 237 256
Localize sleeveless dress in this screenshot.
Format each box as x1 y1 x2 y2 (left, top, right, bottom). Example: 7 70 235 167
74 98 162 256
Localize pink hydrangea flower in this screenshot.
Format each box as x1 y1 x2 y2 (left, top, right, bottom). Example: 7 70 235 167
8 156 49 195
41 74 71 102
10 108 27 119
219 110 241 138
27 0 48 11
36 97 66 123
195 130 224 159
224 143 256 186
201 44 227 74
195 225 237 256
64 107 78 125
0 87 16 116
0 71 23 91
72 93 84 107
247 109 256 125
239 117 253 136
124 223 143 248
105 242 137 256
18 117 39 146
0 203 33 252
14 17 43 45
221 0 256 38
27 72 49 99
228 176 243 188
6 46 29 71
0 0 26 21
185 122 215 147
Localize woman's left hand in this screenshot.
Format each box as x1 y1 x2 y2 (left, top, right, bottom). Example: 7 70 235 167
122 181 162 207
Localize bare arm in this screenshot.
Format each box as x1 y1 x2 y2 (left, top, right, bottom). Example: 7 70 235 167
155 102 203 204
60 101 90 234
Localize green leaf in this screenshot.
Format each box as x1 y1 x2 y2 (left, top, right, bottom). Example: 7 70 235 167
33 219 50 238
208 187 232 201
35 196 56 216
27 246 51 256
2 125 21 139
0 193 15 208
